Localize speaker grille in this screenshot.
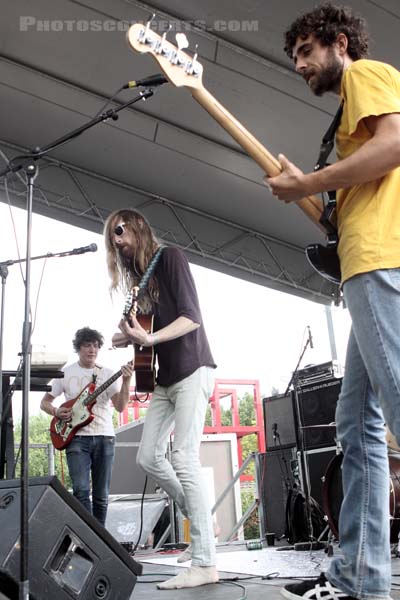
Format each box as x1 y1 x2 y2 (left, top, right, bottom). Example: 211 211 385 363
294 378 342 450
257 448 297 538
263 393 296 449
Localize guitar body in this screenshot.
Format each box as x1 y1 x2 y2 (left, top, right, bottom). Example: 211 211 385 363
135 314 156 393
50 388 95 450
306 243 341 285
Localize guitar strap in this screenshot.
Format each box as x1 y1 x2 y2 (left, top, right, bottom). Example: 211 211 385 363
88 366 100 393
314 101 344 173
138 245 166 294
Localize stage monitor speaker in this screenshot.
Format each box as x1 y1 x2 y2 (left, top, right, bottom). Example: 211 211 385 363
257 447 297 538
263 393 297 449
0 476 142 600
294 378 342 450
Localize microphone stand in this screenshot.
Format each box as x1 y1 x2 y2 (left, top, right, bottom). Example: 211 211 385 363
284 335 319 549
0 86 156 600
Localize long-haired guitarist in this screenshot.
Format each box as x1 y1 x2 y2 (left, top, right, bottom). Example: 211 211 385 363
104 209 218 590
40 326 134 526
266 4 400 600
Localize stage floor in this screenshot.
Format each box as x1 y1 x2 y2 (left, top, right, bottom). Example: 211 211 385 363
129 542 400 600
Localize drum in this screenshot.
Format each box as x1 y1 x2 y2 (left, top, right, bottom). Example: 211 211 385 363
323 452 400 544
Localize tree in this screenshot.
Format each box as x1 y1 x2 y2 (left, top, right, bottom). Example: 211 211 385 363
205 405 212 426
239 392 256 426
13 414 72 489
241 487 260 539
221 406 233 426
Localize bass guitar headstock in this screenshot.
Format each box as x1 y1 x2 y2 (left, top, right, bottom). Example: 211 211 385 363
127 18 204 91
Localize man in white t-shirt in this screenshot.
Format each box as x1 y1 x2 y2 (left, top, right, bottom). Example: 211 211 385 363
40 326 134 525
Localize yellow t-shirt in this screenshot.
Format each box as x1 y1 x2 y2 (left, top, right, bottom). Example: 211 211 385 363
336 59 400 283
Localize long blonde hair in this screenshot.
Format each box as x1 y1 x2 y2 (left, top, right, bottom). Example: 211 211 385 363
104 209 160 309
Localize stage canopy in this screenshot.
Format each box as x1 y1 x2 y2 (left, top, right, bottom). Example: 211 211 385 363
0 0 398 305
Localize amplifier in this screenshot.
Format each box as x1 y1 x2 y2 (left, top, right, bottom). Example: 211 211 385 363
296 361 343 387
293 378 342 450
263 392 296 449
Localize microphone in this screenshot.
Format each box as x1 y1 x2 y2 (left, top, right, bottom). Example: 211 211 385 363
123 74 168 89
307 325 314 349
66 243 98 256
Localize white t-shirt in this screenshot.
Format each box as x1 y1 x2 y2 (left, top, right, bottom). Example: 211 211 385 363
50 362 121 436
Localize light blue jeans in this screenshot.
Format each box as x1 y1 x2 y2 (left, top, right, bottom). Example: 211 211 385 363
327 269 400 599
136 366 216 567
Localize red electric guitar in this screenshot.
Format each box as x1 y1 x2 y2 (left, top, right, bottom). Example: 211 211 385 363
50 367 130 450
126 23 340 284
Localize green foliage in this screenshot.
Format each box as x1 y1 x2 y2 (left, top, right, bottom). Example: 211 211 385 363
205 405 212 426
241 487 260 539
239 392 256 426
240 434 258 476
221 406 232 426
112 410 119 430
13 414 72 489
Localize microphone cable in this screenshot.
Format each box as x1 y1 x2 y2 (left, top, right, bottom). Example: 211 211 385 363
129 475 148 556
92 84 127 121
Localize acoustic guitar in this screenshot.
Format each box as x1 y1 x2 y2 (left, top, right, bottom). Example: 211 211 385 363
123 286 156 394
50 367 130 450
126 23 341 284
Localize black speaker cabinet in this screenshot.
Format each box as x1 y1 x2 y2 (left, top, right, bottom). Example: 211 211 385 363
257 447 297 538
298 446 338 509
263 393 297 449
293 378 342 450
0 476 142 600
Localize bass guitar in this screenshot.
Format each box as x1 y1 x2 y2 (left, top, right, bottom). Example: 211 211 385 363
50 367 129 450
126 23 340 284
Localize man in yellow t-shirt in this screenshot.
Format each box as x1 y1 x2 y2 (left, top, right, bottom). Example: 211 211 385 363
268 3 400 600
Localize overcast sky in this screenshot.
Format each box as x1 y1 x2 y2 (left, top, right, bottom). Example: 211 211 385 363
0 201 351 416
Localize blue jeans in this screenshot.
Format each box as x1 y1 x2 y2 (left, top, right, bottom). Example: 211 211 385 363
327 269 400 599
66 435 115 526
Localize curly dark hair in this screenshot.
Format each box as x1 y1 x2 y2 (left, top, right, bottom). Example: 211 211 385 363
72 327 104 352
284 2 369 61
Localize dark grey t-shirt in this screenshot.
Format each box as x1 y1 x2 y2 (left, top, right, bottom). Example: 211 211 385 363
152 246 216 386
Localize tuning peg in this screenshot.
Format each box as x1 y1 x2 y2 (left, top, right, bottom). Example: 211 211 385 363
146 13 156 29
139 12 156 42
192 43 199 63
158 24 172 55
162 24 172 42
185 44 201 76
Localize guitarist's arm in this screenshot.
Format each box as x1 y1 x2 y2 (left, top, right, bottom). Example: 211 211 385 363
119 315 199 347
40 391 72 420
268 113 400 202
111 362 135 412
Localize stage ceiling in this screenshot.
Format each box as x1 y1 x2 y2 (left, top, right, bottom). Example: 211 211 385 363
0 0 398 304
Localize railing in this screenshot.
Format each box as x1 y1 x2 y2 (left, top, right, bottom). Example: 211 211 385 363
12 443 56 477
